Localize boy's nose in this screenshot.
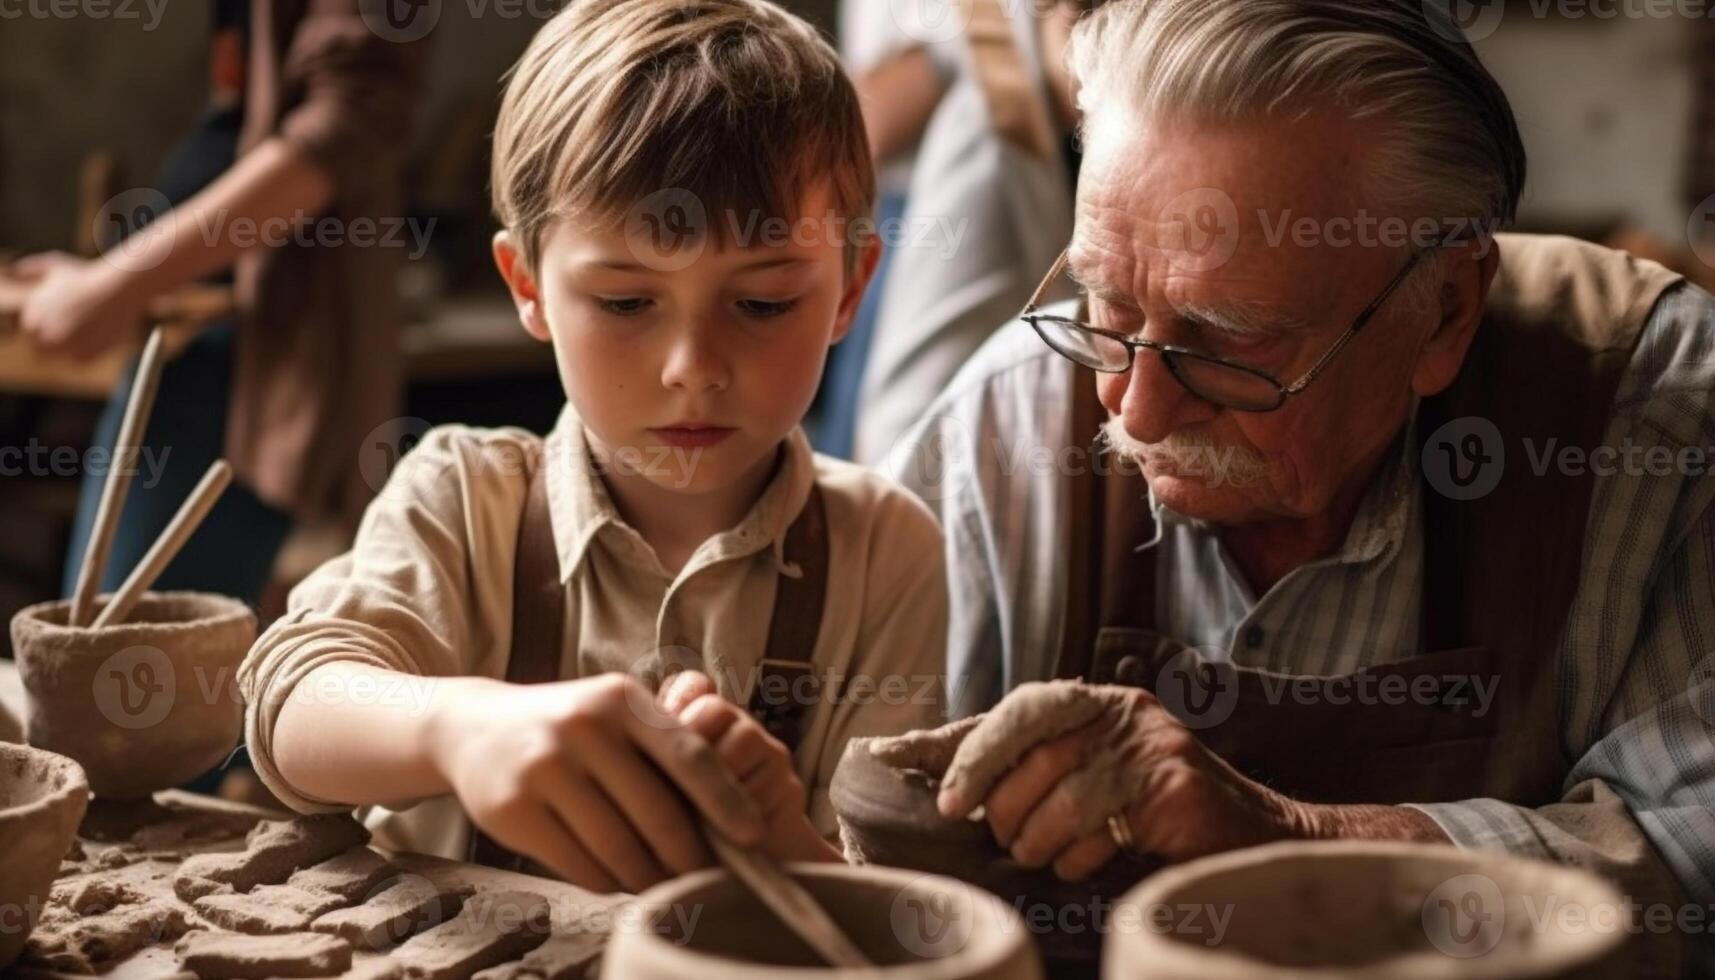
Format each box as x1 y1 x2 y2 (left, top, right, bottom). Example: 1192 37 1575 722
660 329 731 393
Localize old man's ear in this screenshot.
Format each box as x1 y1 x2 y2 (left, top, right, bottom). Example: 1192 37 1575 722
1410 239 1502 399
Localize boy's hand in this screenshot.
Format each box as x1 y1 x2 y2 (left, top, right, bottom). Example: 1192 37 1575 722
660 671 839 863
429 673 763 894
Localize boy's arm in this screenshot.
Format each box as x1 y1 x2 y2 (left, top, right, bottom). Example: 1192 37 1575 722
238 426 516 815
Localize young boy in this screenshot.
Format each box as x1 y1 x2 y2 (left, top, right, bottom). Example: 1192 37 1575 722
236 0 949 894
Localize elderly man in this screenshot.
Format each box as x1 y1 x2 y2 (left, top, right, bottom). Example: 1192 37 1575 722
888 0 1715 973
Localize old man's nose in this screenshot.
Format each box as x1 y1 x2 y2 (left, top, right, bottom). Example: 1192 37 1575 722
1100 348 1214 445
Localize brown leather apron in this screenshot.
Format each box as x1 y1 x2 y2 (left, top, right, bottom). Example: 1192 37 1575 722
466 448 831 872
1055 233 1680 806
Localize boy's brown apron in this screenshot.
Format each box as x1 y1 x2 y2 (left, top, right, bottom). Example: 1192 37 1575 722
1055 234 1680 806
466 468 830 872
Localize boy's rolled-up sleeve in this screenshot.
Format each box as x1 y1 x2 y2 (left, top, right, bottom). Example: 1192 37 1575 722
238 426 529 813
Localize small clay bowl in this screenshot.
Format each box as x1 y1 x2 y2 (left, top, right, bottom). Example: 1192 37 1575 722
10 592 255 800
604 863 1043 979
0 742 89 968
1103 840 1628 979
830 737 1157 971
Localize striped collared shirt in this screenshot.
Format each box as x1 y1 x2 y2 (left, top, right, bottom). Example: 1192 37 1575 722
886 283 1715 971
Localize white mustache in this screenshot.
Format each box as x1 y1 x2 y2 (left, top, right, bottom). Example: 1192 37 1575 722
1099 416 1271 489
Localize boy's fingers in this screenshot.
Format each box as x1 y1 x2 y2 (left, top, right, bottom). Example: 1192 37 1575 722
8 251 64 280
717 718 778 782
680 694 742 745
503 804 620 894
627 706 765 846
584 733 719 874
540 766 670 893
658 670 717 715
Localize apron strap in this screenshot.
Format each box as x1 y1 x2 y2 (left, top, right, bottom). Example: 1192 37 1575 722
469 456 829 871
747 485 830 753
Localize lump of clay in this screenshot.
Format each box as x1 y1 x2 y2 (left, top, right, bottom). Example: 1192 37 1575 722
193 847 393 934
24 890 192 974
832 708 1158 974
313 875 472 951
391 890 551 980
174 814 369 901
176 929 353 979
470 932 604 980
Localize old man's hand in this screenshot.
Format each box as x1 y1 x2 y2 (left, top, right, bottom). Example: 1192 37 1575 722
933 680 1313 881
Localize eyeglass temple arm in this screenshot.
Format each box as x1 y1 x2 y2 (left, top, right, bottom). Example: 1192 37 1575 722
1281 247 1433 395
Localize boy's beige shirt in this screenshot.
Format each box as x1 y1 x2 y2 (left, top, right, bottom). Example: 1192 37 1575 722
238 404 950 859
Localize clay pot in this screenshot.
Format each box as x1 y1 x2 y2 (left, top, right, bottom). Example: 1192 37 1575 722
0 742 89 969
10 592 255 800
604 863 1042 979
1103 841 1627 979
830 737 1156 973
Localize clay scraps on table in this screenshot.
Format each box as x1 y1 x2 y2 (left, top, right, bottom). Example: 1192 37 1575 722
175 928 353 979
174 813 370 902
24 878 192 974
312 874 474 951
193 846 393 933
390 890 551 980
469 931 606 980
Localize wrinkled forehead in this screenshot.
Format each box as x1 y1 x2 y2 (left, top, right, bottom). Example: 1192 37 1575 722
1069 113 1400 321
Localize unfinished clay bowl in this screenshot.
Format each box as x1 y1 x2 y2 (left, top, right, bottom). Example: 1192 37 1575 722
605 862 1042 979
11 592 254 800
0 742 90 968
1103 840 1627 980
831 737 1157 972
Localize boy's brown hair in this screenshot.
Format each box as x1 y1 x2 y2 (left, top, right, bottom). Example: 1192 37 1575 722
491 0 876 274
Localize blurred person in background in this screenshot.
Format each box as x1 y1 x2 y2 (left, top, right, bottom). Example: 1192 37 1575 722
853 0 1097 465
807 0 956 457
12 0 429 610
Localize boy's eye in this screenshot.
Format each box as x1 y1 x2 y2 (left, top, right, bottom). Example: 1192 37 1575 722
737 298 798 319
597 297 652 316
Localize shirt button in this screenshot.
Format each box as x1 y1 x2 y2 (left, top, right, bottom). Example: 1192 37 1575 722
1113 655 1147 687
1243 625 1266 649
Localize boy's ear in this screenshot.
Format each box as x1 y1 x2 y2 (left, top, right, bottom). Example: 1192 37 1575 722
493 230 551 343
831 233 884 345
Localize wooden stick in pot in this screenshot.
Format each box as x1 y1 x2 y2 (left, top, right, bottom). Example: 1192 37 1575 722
90 460 233 629
68 327 169 627
705 826 873 969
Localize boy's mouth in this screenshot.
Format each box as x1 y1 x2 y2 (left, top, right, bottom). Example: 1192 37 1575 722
649 425 736 449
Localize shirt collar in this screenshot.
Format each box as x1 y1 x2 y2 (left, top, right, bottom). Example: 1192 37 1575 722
542 402 818 583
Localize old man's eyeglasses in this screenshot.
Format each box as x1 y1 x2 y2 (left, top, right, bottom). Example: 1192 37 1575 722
1019 246 1437 412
